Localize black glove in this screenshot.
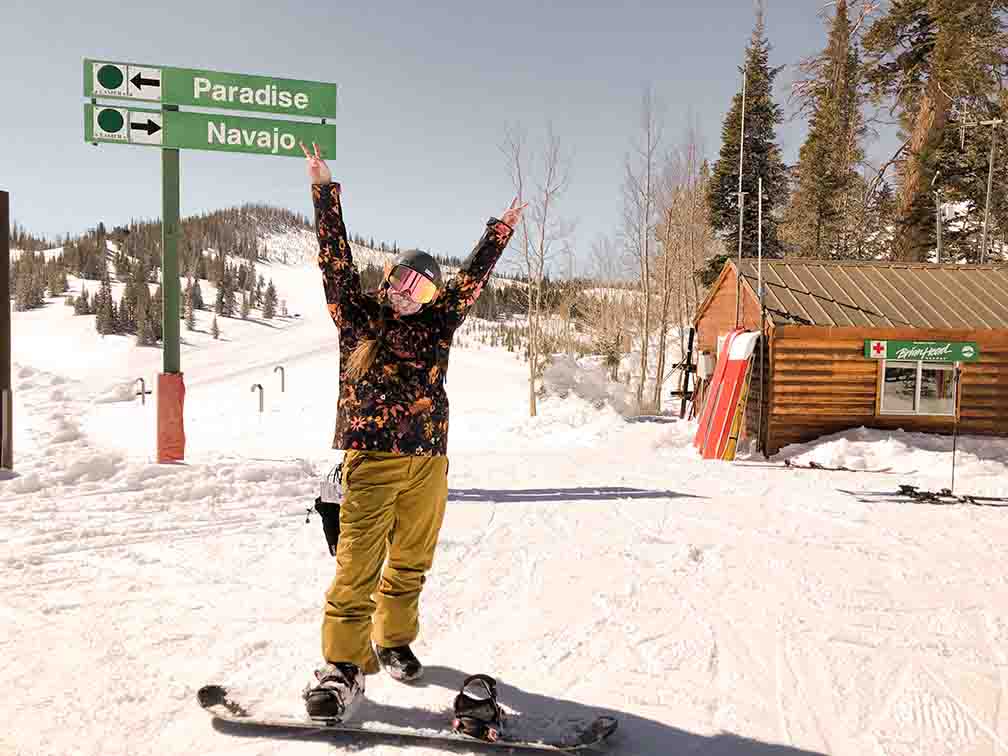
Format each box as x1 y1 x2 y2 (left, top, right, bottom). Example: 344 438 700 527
313 497 341 556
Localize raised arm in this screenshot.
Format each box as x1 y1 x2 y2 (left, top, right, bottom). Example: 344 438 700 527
436 198 526 331
302 142 368 328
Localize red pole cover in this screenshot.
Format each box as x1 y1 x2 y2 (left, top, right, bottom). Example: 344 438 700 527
157 373 186 463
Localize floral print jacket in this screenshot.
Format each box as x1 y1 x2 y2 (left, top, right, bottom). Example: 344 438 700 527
313 182 513 455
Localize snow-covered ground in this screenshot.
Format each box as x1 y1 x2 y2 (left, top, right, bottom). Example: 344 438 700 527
3 248 1008 756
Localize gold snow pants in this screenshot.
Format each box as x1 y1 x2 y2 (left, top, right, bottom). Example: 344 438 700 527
321 450 448 674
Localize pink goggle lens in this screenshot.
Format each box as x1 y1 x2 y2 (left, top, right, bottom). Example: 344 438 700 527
388 266 438 304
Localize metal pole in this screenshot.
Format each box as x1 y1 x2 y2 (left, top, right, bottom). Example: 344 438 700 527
0 190 10 469
931 171 942 264
251 383 263 413
735 66 747 328
935 189 943 264
156 104 185 463
757 176 763 296
951 364 961 495
274 365 285 393
162 106 181 374
979 120 1000 264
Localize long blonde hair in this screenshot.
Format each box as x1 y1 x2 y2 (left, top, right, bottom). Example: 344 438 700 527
344 292 388 382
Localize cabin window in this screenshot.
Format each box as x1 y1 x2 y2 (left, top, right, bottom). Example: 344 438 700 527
879 360 956 416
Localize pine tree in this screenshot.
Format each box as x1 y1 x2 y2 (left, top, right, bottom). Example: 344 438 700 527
13 267 29 312
47 266 65 298
95 273 115 335
241 292 250 320
136 301 152 346
74 285 89 315
784 0 865 258
211 315 220 340
930 99 1008 263
140 312 156 346
221 268 237 317
255 275 265 307
150 285 164 341
863 0 1008 260
707 5 789 264
192 278 204 310
263 279 278 319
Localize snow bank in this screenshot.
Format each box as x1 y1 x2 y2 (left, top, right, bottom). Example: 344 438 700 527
773 426 1008 494
541 354 634 415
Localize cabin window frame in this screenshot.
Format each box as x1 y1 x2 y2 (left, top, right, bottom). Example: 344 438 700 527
877 359 958 418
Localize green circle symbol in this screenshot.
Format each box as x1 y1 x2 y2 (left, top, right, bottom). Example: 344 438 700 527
97 64 124 90
97 108 125 134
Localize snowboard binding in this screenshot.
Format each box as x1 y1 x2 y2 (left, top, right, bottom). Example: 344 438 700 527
452 674 504 742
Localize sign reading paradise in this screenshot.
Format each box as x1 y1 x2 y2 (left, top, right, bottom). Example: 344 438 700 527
84 59 338 118
864 339 980 362
85 104 337 157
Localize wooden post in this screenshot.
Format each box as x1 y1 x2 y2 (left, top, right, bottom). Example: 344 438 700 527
1 190 11 470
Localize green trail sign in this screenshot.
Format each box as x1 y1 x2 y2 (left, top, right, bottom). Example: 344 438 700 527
864 339 980 362
84 59 338 118
85 104 337 157
83 56 339 463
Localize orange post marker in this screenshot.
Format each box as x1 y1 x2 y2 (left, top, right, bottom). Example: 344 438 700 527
157 373 186 463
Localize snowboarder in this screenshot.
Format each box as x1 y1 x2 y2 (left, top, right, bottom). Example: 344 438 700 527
299 142 526 721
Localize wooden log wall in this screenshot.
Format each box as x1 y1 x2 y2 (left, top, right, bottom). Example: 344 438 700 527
766 326 1008 455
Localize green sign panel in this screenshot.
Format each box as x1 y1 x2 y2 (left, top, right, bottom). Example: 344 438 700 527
864 339 979 362
85 104 336 157
84 59 338 118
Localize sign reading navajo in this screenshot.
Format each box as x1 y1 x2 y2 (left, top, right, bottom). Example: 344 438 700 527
84 104 337 157
865 340 979 363
84 60 338 118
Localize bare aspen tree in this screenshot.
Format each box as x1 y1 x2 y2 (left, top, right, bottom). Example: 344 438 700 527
623 87 663 411
653 120 716 409
502 122 573 417
584 234 630 382
652 185 679 412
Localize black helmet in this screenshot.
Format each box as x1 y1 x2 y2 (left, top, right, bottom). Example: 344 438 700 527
392 250 443 289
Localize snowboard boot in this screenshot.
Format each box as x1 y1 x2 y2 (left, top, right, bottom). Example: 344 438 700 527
374 643 423 682
303 662 364 721
452 674 504 742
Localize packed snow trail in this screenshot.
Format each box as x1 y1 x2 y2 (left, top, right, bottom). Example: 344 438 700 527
4 261 1008 755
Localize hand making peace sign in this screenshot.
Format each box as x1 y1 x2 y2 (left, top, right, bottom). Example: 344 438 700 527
300 141 332 185
500 197 528 229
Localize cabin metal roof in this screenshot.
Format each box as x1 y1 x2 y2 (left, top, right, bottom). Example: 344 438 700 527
735 258 1008 329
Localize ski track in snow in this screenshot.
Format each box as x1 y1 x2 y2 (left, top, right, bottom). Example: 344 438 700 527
4 259 1008 755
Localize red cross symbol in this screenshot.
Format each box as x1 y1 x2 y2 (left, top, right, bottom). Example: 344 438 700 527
871 341 886 357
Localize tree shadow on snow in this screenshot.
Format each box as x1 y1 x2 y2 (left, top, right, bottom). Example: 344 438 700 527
447 487 702 503
209 664 823 754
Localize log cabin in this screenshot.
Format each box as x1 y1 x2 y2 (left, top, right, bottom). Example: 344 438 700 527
693 259 1008 456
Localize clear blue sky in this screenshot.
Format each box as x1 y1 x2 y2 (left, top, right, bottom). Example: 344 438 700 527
2 0 886 275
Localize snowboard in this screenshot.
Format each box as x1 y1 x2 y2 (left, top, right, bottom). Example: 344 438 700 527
198 684 618 752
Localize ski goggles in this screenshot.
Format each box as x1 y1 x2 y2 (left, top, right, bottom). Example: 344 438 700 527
387 265 439 304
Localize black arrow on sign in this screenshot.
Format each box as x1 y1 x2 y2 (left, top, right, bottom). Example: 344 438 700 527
130 73 160 90
130 119 161 136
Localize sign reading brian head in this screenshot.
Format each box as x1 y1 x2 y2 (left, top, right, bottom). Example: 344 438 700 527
865 340 979 363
